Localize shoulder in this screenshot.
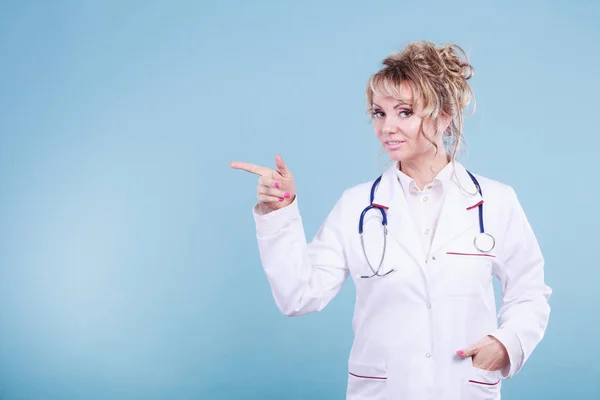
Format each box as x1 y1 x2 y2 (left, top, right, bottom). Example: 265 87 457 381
467 171 521 211
324 176 380 217
471 173 515 197
345 178 377 196
339 177 379 203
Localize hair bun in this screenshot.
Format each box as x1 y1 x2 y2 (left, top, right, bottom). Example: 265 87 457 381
437 44 474 81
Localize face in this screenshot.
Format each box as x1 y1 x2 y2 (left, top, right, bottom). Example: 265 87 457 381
371 81 446 163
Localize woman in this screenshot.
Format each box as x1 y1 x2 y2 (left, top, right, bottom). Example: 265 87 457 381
231 41 551 400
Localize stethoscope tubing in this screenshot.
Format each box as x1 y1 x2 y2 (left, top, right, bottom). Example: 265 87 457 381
359 170 494 278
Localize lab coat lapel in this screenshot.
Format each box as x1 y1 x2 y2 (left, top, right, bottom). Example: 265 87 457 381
429 163 483 256
372 162 424 265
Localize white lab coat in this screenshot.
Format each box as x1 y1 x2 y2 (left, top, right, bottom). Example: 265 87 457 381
252 161 551 400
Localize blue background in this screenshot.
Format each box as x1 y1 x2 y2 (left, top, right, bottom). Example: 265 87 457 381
0 0 598 399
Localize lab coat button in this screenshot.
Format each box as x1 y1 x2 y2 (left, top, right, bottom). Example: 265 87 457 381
425 353 431 358
422 196 429 203
432 255 437 260
427 303 431 309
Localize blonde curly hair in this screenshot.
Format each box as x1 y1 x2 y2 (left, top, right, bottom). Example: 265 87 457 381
366 40 475 162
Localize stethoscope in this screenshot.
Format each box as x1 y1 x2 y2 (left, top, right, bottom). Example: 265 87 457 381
358 170 495 278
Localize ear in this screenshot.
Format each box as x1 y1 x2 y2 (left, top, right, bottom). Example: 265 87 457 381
437 113 452 135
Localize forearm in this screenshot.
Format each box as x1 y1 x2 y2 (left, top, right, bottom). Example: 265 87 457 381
254 196 348 316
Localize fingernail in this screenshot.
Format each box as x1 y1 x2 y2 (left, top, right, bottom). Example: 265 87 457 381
284 192 290 198
456 350 464 356
279 197 284 202
274 182 280 188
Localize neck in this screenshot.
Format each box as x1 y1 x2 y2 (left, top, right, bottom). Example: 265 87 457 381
399 152 450 190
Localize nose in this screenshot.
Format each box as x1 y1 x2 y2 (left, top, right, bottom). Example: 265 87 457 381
382 118 399 136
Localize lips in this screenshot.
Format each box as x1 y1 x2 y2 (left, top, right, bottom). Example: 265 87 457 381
385 140 405 150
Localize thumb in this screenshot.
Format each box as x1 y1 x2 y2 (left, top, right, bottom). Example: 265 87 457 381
275 154 291 177
457 344 479 358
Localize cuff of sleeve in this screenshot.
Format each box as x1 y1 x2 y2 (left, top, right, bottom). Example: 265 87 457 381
488 327 523 379
252 196 300 238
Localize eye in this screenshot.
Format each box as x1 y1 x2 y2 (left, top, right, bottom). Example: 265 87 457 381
371 109 385 119
399 109 413 118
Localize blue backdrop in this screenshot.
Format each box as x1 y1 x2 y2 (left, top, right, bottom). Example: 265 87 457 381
0 1 598 399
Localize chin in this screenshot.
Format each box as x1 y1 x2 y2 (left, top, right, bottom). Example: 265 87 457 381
385 148 410 163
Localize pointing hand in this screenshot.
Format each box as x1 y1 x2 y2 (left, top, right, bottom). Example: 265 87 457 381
230 154 297 213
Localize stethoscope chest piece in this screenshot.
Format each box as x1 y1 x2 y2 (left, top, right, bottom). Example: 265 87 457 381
474 232 495 253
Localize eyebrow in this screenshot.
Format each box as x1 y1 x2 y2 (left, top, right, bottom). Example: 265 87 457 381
372 100 413 109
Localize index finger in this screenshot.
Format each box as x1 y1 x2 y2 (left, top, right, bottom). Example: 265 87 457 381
230 161 272 176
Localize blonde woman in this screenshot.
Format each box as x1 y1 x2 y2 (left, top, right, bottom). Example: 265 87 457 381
231 40 551 400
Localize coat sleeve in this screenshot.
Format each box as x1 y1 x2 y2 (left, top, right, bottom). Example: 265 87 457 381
488 186 552 379
252 192 350 316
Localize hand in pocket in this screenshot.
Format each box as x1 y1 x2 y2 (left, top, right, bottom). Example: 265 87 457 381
457 335 508 371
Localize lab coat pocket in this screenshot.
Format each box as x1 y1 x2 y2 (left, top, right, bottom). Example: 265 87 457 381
466 364 501 400
347 360 387 400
